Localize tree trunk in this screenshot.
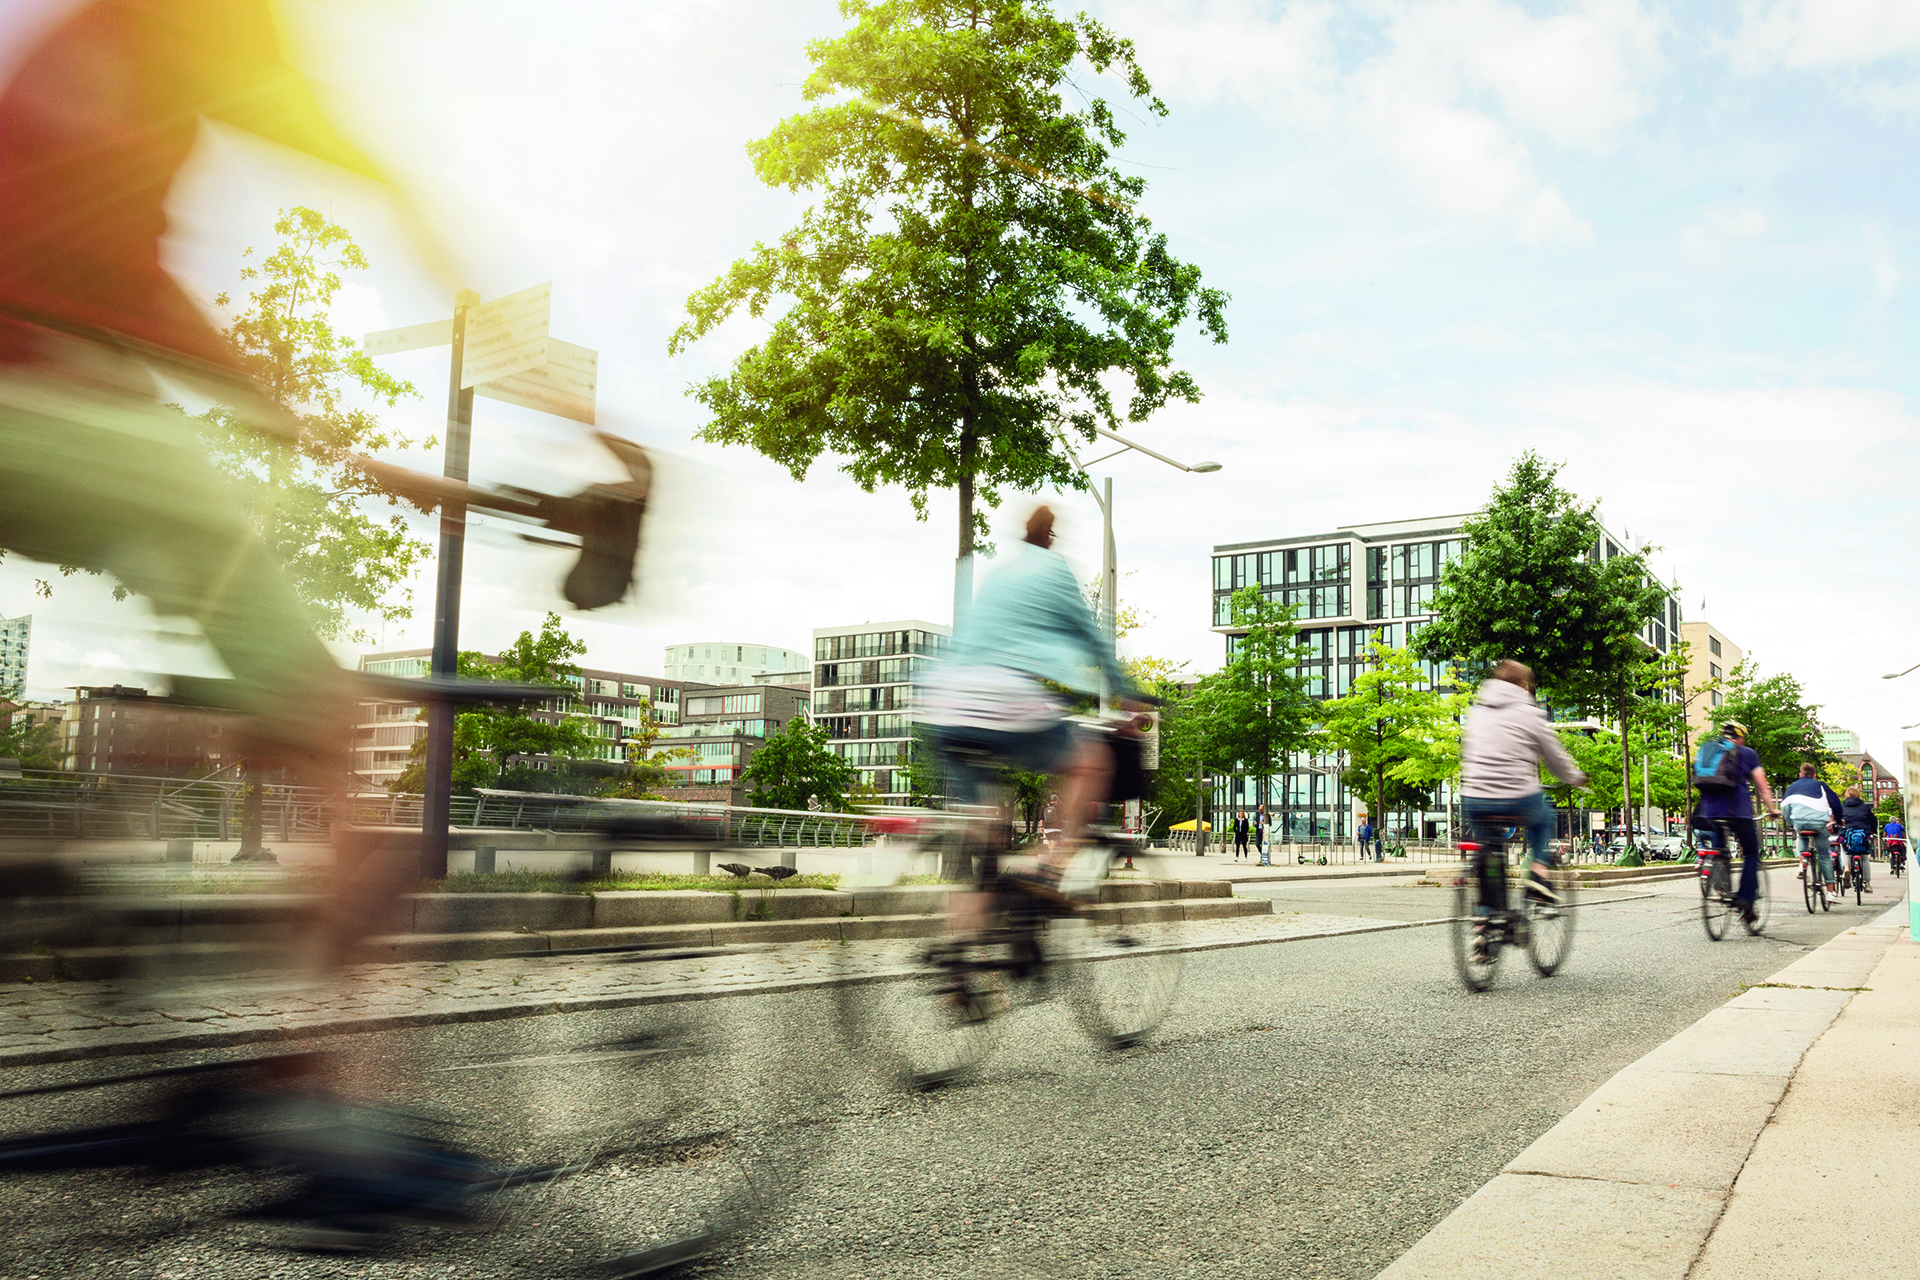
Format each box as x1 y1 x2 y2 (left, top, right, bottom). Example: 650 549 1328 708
237 762 265 862
1620 703 1634 848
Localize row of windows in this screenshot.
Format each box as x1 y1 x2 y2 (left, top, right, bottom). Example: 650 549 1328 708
663 719 777 739
1214 543 1351 593
814 630 949 662
818 714 910 741
686 692 761 717
813 685 913 715
815 656 926 688
832 740 903 767
668 643 804 667
1213 583 1353 626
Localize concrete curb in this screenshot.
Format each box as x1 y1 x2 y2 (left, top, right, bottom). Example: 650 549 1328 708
1374 904 1908 1280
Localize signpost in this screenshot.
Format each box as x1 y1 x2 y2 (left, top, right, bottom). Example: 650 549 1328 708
365 286 600 876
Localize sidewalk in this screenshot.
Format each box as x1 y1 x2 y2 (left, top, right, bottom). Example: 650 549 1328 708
1377 892 1917 1279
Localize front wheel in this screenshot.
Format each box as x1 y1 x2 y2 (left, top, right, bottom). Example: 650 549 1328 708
1061 845 1185 1049
1526 861 1577 976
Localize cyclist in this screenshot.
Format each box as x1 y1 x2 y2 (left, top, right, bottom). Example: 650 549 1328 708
1690 721 1780 924
921 504 1139 914
1781 763 1842 899
1887 815 1908 876
1839 786 1879 894
1459 660 1588 937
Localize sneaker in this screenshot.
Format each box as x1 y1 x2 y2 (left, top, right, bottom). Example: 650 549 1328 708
1525 868 1560 905
1470 923 1492 964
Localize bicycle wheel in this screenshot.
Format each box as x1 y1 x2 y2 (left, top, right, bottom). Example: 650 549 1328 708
1802 863 1817 914
1061 843 1185 1049
1450 857 1502 992
1700 857 1731 941
1746 857 1770 935
1856 858 1865 905
1525 861 1577 976
835 931 1007 1090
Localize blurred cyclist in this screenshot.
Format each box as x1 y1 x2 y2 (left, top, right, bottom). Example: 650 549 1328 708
1459 660 1588 906
1690 721 1779 924
1840 785 1879 893
1781 763 1843 898
922 504 1139 908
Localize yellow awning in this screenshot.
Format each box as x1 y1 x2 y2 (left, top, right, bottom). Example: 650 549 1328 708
1168 819 1212 832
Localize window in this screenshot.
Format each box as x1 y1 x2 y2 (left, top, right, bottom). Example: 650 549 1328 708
1710 691 1723 708
686 692 761 717
1709 663 1721 681
1709 636 1722 658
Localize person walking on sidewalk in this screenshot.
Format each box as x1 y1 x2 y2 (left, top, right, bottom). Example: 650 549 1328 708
1691 721 1780 924
1358 817 1374 861
1781 763 1843 898
1232 810 1250 862
1840 786 1879 893
1460 660 1589 905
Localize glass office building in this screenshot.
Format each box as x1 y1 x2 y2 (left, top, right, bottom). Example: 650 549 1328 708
1211 515 1683 842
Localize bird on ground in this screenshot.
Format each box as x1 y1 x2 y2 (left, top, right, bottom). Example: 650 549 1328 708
716 863 754 878
754 866 799 881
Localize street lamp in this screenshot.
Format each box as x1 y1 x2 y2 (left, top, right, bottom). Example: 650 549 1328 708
1884 663 1920 680
1067 426 1222 709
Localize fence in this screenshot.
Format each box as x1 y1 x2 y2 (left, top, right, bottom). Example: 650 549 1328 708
1156 830 1459 863
1 772 907 850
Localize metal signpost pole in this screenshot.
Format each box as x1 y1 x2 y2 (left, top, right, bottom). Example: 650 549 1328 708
420 289 479 880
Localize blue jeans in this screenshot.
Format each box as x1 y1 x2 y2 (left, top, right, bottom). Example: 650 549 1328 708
1462 793 1557 866
1793 822 1833 886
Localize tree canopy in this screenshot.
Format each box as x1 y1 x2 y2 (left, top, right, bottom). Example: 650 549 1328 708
1181 587 1315 806
742 718 857 812
669 0 1228 558
199 207 435 641
1319 641 1467 829
1412 451 1670 714
1713 659 1831 788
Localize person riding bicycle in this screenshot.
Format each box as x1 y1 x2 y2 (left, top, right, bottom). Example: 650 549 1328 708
1839 786 1879 893
921 504 1139 912
1886 816 1908 874
1781 763 1843 899
1690 722 1779 924
1459 660 1588 913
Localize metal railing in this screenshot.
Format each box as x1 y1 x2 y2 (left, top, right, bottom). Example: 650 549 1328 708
1155 831 1460 863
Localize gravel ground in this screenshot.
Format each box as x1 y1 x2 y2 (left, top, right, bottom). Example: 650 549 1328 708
0 868 1882 1280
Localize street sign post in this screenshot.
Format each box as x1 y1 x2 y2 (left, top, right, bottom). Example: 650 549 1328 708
365 285 600 877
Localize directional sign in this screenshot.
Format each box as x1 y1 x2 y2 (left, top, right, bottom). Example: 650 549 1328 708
363 318 452 357
461 281 551 388
475 338 598 425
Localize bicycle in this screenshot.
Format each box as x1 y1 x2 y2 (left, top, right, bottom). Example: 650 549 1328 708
1846 847 1869 905
1796 830 1829 914
837 815 1183 1090
1889 838 1907 878
1697 820 1769 940
1448 832 1577 993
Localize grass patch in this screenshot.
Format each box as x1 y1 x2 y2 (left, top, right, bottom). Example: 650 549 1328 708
429 870 843 895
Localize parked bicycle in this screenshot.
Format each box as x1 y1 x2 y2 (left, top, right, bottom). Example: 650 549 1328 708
1448 834 1577 993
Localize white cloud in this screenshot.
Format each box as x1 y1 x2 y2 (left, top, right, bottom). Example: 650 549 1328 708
1735 0 1920 71
1679 202 1770 255
1102 0 1339 123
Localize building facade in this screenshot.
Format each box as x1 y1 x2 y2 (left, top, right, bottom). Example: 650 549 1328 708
663 642 808 685
812 620 950 805
60 685 231 776
1211 515 1684 842
1678 622 1745 741
0 613 28 700
1840 751 1900 809
1822 726 1862 756
353 649 693 790
657 682 811 804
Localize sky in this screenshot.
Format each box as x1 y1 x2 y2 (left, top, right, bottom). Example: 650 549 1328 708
4 0 1919 768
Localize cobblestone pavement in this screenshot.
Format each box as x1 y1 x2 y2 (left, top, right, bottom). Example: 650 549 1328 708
0 909 1431 1067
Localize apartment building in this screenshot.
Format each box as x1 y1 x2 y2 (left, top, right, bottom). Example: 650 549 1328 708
59 685 230 776
1678 621 1745 741
1211 514 1684 842
0 613 28 700
812 620 950 805
657 682 811 805
1840 751 1900 809
663 641 808 685
1822 726 1862 756
353 649 693 789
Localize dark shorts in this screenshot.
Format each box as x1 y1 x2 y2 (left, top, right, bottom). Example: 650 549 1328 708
928 721 1079 802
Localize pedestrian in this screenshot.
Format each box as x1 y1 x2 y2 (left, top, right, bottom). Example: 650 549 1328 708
1358 816 1373 861
1232 809 1250 861
1256 804 1271 866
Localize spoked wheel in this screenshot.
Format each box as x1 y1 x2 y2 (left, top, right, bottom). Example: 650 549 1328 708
836 935 1007 1090
1855 860 1865 906
1061 843 1185 1050
1700 857 1732 941
1746 858 1770 935
1526 862 1578 977
1450 857 1503 992
1802 862 1817 914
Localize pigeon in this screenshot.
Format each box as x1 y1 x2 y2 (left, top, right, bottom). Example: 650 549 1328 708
754 865 800 881
716 862 754 878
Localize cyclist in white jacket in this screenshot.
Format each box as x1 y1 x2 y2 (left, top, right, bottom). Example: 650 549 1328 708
1461 660 1590 903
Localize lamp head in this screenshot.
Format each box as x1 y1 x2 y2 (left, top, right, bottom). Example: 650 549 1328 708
1188 461 1223 473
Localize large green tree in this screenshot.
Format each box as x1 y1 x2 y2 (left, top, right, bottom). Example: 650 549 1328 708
1185 587 1316 812
669 0 1228 559
0 708 60 771
199 206 434 642
1413 452 1670 714
1712 659 1831 790
1319 642 1467 838
741 718 858 812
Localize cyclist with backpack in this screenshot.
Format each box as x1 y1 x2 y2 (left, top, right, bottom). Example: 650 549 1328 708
1691 721 1779 925
1886 816 1907 876
1781 763 1843 899
1839 786 1879 893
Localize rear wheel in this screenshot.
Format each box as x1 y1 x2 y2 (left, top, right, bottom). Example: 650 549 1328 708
1526 861 1577 976
1700 856 1731 941
1802 861 1817 914
1450 855 1503 992
836 934 1006 1090
1856 857 1865 906
1061 843 1185 1050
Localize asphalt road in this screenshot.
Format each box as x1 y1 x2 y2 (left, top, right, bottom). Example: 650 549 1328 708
0 866 1893 1280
